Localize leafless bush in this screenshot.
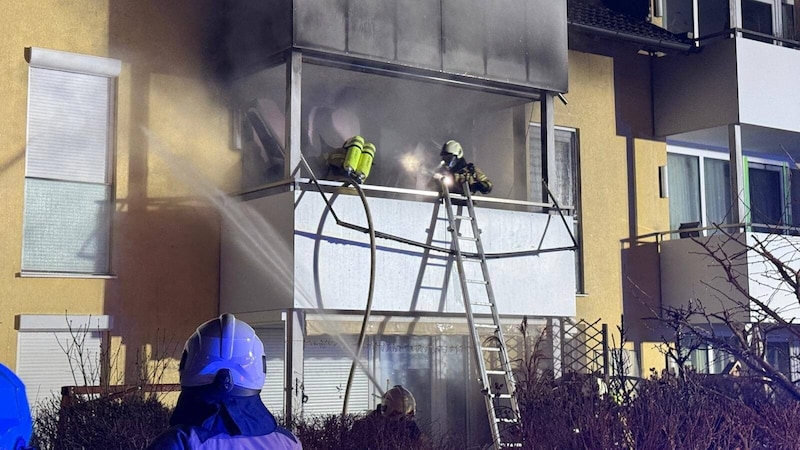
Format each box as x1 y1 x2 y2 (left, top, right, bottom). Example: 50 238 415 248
31 395 170 450
30 315 178 449
288 413 468 450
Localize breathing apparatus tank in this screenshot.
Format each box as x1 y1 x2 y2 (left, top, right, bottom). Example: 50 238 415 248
342 135 365 176
355 142 376 183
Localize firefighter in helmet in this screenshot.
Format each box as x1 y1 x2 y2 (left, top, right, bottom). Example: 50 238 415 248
0 363 32 450
147 314 302 450
348 385 428 449
439 140 492 195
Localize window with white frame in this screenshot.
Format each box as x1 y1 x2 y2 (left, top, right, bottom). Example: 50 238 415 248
15 314 112 407
529 124 584 293
667 145 800 234
680 333 798 381
254 327 286 412
21 48 120 275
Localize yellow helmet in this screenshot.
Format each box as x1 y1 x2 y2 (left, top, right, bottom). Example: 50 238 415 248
382 385 416 417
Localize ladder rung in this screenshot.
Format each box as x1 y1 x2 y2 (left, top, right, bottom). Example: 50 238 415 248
423 261 448 267
418 286 445 291
442 186 525 446
489 393 513 399
496 418 520 424
471 301 493 307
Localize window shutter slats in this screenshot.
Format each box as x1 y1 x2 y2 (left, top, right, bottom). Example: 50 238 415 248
256 328 287 412
303 335 370 416
26 67 109 184
16 330 102 407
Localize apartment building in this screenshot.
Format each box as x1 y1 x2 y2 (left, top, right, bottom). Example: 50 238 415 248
4 0 796 447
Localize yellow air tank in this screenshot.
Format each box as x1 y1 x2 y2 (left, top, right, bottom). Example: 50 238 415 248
342 135 365 175
355 142 376 183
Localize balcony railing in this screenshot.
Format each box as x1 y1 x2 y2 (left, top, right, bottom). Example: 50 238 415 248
625 222 800 248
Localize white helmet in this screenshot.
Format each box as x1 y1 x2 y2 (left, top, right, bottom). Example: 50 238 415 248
441 140 464 170
382 385 416 417
441 140 463 159
179 314 266 395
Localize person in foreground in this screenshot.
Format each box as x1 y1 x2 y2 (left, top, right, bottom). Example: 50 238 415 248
147 313 302 449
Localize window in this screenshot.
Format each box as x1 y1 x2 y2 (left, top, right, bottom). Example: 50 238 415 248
15 314 111 407
667 152 702 233
254 328 286 412
664 0 796 41
666 145 800 235
22 48 120 275
529 125 584 293
742 0 775 36
783 0 796 40
299 329 488 444
303 334 372 416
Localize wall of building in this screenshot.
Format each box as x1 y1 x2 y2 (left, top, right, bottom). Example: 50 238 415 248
0 2 238 386
553 51 629 333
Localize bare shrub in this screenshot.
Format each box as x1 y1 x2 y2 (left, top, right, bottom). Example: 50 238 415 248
31 395 170 450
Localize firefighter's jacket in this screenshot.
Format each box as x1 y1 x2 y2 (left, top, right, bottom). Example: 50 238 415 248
146 392 302 450
450 163 493 195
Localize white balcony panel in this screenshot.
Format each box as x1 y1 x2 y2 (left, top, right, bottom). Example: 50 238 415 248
660 232 800 323
737 37 800 134
293 192 576 317
744 232 800 323
655 36 800 140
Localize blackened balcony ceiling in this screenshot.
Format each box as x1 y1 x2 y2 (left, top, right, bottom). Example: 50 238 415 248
214 0 569 95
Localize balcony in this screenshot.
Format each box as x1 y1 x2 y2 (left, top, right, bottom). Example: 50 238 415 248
653 0 800 158
625 224 800 333
220 181 577 318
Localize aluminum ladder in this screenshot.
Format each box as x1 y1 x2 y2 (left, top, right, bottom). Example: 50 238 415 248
437 178 523 449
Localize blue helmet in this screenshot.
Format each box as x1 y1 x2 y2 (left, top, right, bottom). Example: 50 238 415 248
0 363 32 450
179 314 266 395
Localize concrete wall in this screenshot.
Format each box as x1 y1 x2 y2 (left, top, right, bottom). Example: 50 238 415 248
0 2 238 383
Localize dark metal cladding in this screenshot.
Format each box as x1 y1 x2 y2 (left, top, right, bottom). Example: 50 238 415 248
219 0 567 93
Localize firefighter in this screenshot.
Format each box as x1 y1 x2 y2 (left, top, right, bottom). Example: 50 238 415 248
347 385 428 449
438 140 492 194
0 363 32 450
147 314 301 450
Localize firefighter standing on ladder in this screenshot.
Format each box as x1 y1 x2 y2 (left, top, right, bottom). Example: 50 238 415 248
438 140 493 195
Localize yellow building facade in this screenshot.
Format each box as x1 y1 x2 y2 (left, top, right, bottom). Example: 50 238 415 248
0 2 235 391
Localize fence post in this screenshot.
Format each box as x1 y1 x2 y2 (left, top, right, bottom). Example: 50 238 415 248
602 324 610 381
